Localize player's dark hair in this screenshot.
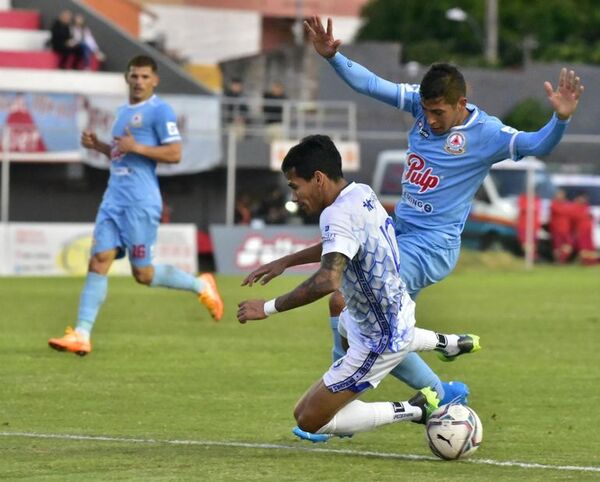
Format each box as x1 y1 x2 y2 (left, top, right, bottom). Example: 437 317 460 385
281 135 343 181
127 55 158 73
420 63 466 104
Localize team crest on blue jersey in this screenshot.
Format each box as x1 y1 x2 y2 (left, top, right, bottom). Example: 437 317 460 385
131 113 143 127
444 132 466 155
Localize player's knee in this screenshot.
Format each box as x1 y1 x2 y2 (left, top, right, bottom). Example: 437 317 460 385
132 268 153 285
294 407 325 433
329 291 345 317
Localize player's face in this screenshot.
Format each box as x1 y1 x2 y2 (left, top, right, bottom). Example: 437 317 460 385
421 97 468 135
126 66 158 104
285 168 323 216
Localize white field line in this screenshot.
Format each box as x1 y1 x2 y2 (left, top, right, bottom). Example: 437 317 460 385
1 431 600 473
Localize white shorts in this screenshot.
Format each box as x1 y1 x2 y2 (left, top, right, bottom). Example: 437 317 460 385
323 310 413 394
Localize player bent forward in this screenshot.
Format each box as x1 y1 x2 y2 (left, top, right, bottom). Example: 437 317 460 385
237 135 479 441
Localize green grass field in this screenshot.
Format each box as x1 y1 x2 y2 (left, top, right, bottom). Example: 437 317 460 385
1 253 599 481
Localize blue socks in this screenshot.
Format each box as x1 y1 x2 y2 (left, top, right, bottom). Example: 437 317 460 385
76 272 108 335
150 264 204 293
389 352 444 400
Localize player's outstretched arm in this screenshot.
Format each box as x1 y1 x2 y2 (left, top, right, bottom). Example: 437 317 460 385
81 130 111 158
514 69 584 157
305 16 399 107
543 68 584 120
241 243 323 287
304 16 342 59
237 252 346 323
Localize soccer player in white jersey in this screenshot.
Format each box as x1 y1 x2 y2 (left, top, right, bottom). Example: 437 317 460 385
48 55 223 356
298 16 584 403
238 135 479 441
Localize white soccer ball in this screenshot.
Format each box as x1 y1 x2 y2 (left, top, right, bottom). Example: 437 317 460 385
425 404 483 460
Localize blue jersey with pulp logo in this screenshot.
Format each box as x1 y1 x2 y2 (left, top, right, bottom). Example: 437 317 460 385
104 94 181 207
328 52 569 248
398 87 517 246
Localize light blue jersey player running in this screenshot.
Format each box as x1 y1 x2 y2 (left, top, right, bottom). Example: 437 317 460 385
49 55 223 356
239 136 479 442
303 16 584 403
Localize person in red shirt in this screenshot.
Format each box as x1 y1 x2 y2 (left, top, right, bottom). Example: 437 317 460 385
571 193 599 265
517 192 542 259
549 189 574 263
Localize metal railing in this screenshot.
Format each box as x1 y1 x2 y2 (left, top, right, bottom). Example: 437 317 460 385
220 96 356 141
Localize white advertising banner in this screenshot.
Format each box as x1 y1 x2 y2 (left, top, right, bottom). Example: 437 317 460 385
0 223 197 276
0 92 221 173
81 94 221 175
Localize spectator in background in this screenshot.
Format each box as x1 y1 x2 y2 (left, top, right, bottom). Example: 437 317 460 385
571 193 599 265
263 81 287 140
549 189 574 263
235 194 253 225
71 13 105 70
517 191 542 259
50 10 84 69
256 187 288 224
223 78 249 136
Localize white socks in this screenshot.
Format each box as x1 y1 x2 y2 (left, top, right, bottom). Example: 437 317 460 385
410 328 460 356
316 399 422 435
410 327 438 351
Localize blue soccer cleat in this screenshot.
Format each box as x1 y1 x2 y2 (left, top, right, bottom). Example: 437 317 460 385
292 426 354 443
441 381 470 405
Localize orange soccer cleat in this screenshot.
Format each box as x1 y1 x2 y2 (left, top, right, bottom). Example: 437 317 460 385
197 273 224 321
48 327 91 356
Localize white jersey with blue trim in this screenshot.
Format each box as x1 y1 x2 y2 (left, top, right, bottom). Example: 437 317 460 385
320 182 415 354
397 84 521 246
104 94 182 207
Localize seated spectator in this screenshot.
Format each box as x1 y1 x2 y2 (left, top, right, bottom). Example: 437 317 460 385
224 79 249 123
549 189 574 263
235 194 253 225
262 81 287 141
50 10 84 69
71 14 105 70
256 187 288 225
223 78 249 137
571 193 599 266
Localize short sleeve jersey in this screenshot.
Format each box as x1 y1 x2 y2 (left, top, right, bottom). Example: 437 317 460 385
103 94 182 207
320 182 415 354
396 84 521 245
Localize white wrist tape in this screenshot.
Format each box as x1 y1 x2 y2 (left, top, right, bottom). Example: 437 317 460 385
263 299 279 316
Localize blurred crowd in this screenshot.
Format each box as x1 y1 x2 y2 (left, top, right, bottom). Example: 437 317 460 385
222 78 288 140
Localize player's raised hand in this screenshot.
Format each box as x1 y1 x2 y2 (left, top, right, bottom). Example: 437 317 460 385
114 126 138 154
544 68 584 120
237 299 267 323
304 16 342 59
81 130 98 149
241 259 288 287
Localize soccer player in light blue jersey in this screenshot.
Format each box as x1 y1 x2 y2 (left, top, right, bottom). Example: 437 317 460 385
49 55 223 356
239 136 478 442
301 16 584 401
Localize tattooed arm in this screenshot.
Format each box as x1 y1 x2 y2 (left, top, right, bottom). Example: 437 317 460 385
237 252 348 323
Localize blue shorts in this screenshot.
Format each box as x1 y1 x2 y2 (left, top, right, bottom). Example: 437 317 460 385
396 231 460 298
92 203 161 267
